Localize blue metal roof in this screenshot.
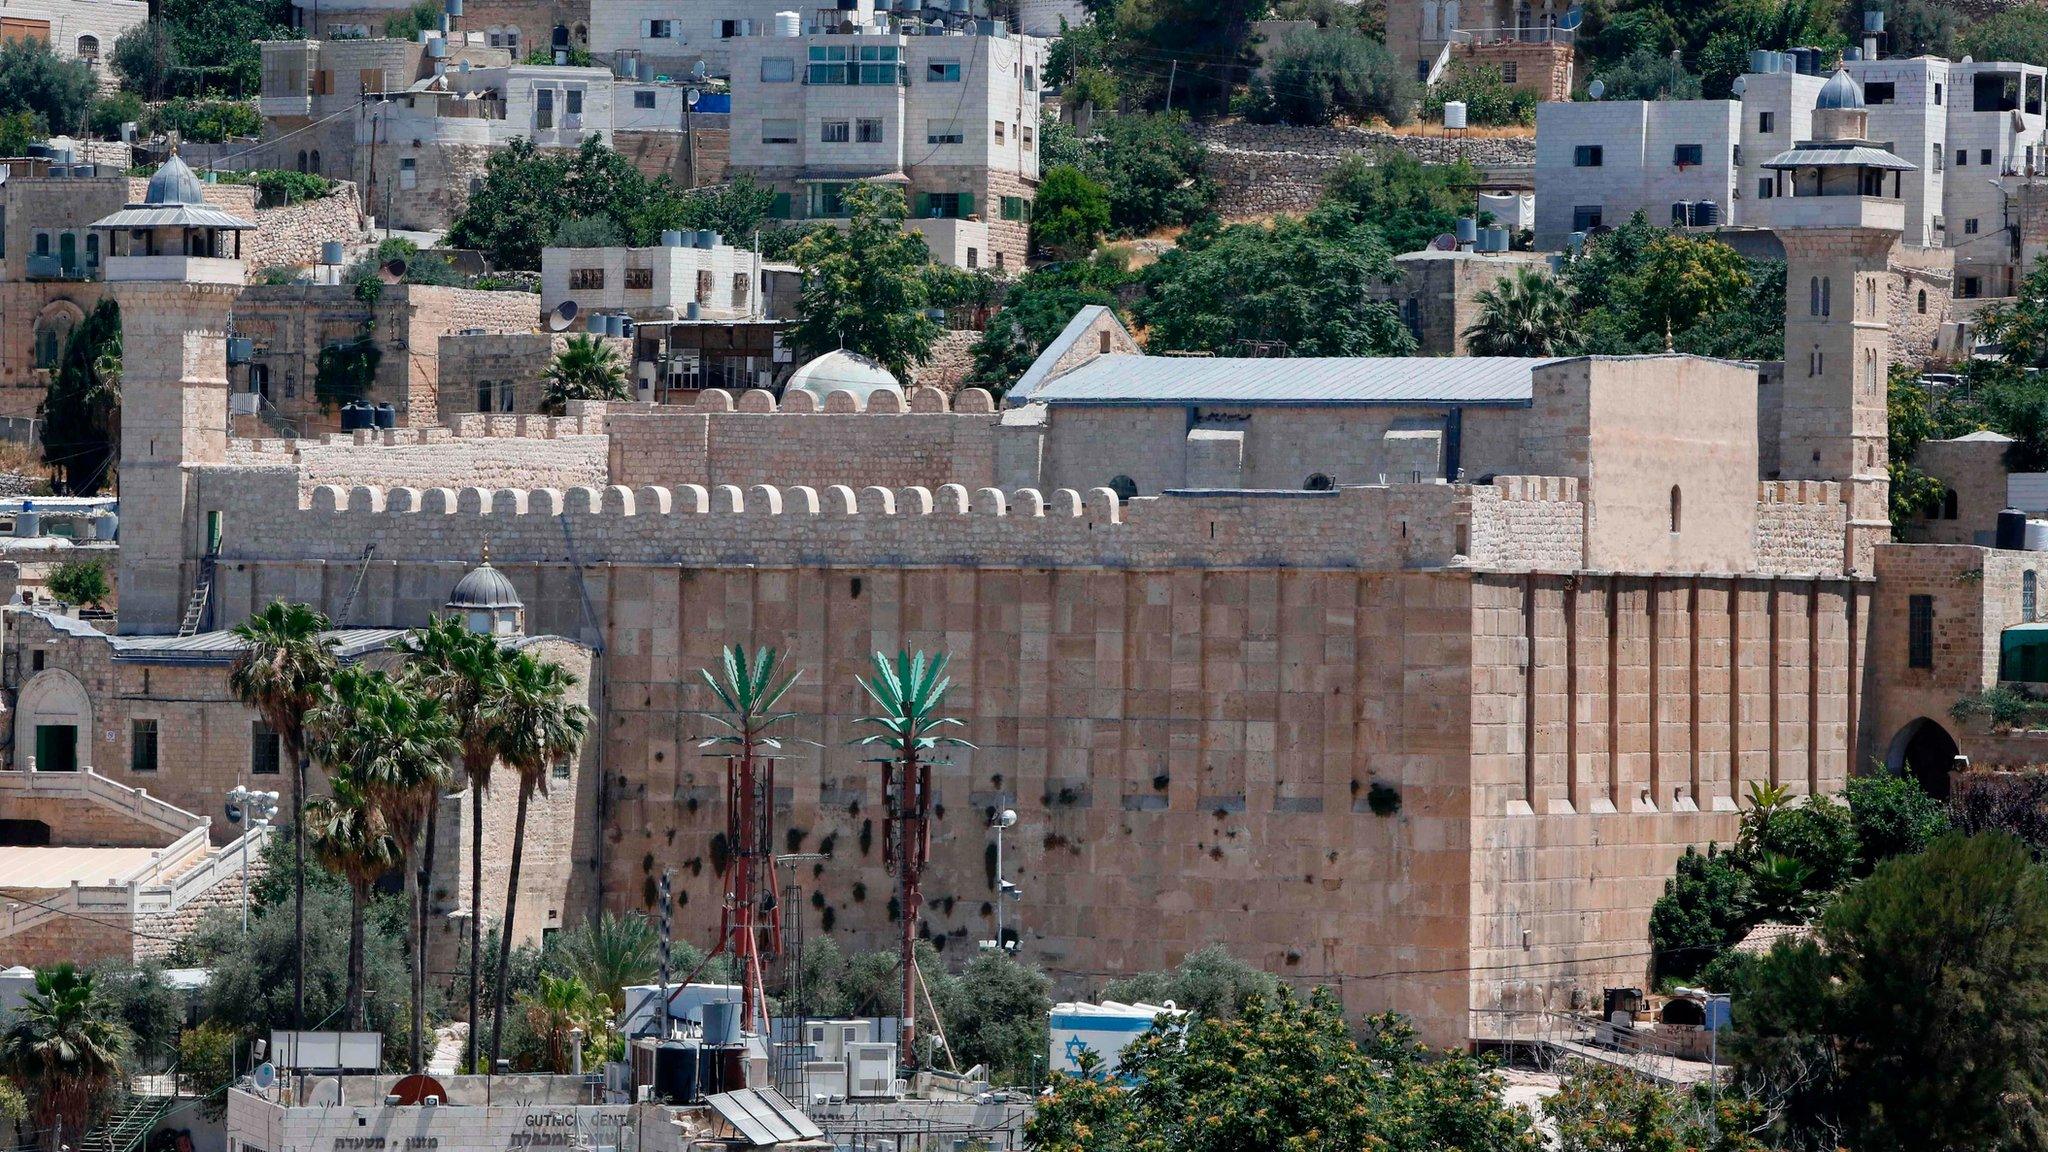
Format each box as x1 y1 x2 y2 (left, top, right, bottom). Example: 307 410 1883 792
1030 355 1564 407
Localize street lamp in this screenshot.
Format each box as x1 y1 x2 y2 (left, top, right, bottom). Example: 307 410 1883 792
990 808 1019 952
226 786 279 935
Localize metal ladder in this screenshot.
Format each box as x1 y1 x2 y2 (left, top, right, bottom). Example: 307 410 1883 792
334 543 378 626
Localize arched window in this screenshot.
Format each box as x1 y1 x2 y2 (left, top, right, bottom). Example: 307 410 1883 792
1918 288 1928 313
1942 488 1959 520
2027 571 2039 622
76 34 99 59
1305 473 1334 491
1107 475 1137 500
1669 485 1682 533
1809 276 1821 316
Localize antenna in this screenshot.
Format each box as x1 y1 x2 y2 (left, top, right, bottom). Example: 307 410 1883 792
548 299 580 331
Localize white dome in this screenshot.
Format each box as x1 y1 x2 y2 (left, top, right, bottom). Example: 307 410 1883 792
786 350 904 405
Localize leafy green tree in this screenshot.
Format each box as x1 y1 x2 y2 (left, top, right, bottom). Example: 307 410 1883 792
1651 844 1754 981
1085 113 1215 238
40 298 121 495
230 601 340 1032
485 653 590 1069
789 184 942 380
967 264 1126 393
1031 166 1112 262
1845 773 1949 872
1425 61 1536 126
111 22 180 100
1249 27 1416 126
1 966 128 1151
540 335 629 414
1317 152 1478 256
1961 5 2048 66
1136 216 1415 356
1025 990 1540 1152
1544 1060 1770 1152
45 559 109 610
1466 268 1583 356
0 38 93 141
1729 833 2048 1152
1100 944 1278 1020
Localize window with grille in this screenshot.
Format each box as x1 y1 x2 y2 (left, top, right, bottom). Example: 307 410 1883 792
1909 595 1934 669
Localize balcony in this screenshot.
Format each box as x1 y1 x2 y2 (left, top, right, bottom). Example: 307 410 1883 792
25 254 95 282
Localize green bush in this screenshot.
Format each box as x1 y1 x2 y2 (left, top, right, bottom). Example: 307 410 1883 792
1423 61 1534 126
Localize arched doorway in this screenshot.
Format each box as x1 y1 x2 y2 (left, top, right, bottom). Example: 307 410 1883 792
1887 717 1960 800
14 669 92 772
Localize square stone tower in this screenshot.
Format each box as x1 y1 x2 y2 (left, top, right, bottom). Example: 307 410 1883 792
1763 68 1912 575
90 155 254 634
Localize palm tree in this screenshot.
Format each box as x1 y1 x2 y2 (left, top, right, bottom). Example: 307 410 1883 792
229 600 338 1032
308 666 458 1072
551 911 659 1015
302 769 401 1029
539 335 628 415
399 617 508 1073
487 653 591 1068
517 974 607 1075
853 650 973 1066
1 965 126 1152
1463 267 1584 357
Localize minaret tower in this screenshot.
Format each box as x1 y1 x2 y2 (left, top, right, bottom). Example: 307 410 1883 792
1764 68 1913 574
90 153 254 634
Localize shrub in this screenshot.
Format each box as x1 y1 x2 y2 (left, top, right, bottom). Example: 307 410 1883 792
1424 61 1534 127
1250 27 1416 126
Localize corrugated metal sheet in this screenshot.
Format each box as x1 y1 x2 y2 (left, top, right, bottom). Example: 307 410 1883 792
1031 356 1559 407
1762 145 1915 171
708 1088 825 1145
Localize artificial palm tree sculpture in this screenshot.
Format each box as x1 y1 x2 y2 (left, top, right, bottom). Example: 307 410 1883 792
399 617 508 1073
853 650 973 1066
1463 267 1584 357
229 600 337 1032
1 965 126 1151
691 644 806 1034
487 652 591 1068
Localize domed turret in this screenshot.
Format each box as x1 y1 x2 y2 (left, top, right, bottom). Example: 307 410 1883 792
447 544 524 635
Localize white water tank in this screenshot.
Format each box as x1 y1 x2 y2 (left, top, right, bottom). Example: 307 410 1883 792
774 10 801 36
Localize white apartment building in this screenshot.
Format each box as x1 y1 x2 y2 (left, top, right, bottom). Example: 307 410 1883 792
1537 55 2048 295
589 0 877 80
0 0 146 70
725 22 1045 270
1533 99 1741 247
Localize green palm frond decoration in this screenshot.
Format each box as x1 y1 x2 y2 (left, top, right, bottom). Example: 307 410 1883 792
697 643 806 749
853 649 975 756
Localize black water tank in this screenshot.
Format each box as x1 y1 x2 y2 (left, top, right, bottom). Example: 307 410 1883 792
373 403 397 429
1999 508 2029 550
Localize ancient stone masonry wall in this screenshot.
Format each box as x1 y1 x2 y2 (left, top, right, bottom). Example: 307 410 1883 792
607 385 1002 490
1195 123 1536 219
228 416 609 492
1753 481 1848 575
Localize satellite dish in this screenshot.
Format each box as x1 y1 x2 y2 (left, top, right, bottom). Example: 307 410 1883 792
378 258 408 284
1430 233 1458 251
1556 5 1582 30
548 299 580 331
252 1062 277 1090
1587 78 1605 99
307 1077 343 1106
687 87 701 107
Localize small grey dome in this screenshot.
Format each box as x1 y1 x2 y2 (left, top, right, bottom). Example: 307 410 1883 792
1816 69 1864 110
448 562 521 610
144 153 209 207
